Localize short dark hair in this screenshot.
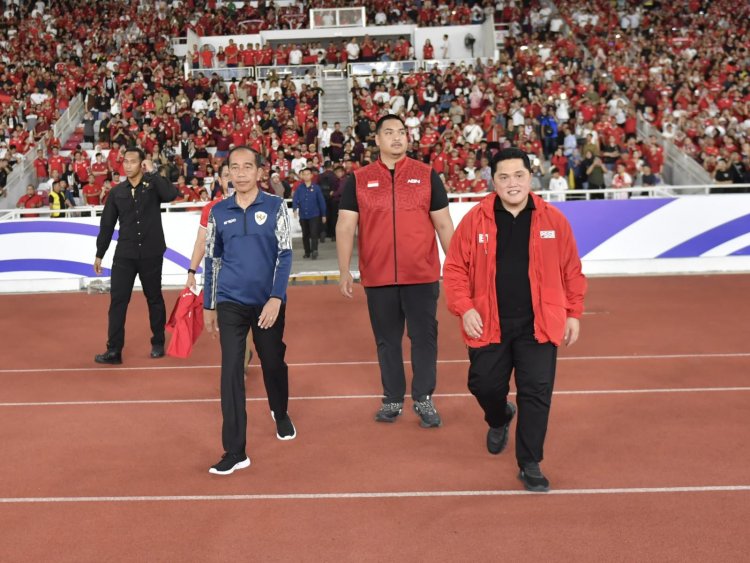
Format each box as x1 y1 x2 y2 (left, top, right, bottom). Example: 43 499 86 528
375 114 406 134
227 145 264 168
124 147 145 162
490 147 531 177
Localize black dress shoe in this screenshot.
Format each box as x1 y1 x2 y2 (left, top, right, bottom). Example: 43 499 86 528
95 350 122 365
150 345 165 359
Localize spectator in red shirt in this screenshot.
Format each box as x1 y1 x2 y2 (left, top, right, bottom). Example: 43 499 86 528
82 181 102 206
48 147 66 177
17 184 44 217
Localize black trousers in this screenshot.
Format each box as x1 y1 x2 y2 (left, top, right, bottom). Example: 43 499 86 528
217 301 289 456
467 321 557 467
364 282 439 403
107 256 166 352
300 217 321 255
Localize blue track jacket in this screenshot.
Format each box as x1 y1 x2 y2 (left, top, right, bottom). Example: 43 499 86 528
292 182 326 220
204 191 293 309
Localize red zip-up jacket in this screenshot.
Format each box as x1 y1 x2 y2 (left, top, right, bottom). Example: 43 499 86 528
354 157 437 287
443 192 586 347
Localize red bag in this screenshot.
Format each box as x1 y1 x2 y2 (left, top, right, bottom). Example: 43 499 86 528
166 288 204 358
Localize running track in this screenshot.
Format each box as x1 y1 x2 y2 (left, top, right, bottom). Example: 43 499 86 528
0 275 748 561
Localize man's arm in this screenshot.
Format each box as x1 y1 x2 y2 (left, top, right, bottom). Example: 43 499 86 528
559 218 587 346
95 192 119 262
336 210 358 298
430 207 454 254
146 168 179 203
270 201 293 300
316 185 327 218
203 210 224 312
187 226 207 288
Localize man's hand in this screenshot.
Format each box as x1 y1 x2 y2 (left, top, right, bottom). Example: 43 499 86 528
204 309 219 336
321 216 327 224
186 272 196 289
259 297 282 329
462 308 483 340
564 317 580 346
142 159 156 174
93 257 103 275
339 271 354 298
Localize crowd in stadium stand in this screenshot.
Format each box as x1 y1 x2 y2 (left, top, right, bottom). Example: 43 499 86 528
555 0 750 182
3 0 749 213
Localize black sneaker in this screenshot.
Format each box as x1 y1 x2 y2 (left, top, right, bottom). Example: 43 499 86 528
413 396 442 428
150 344 165 359
94 350 122 365
275 414 296 440
374 402 403 423
303 254 311 259
311 251 318 259
208 453 251 475
487 402 516 455
518 462 550 492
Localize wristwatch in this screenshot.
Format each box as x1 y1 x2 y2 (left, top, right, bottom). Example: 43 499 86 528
187 268 197 275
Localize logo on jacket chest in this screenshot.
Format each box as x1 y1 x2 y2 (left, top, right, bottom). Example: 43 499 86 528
406 178 421 184
255 211 268 225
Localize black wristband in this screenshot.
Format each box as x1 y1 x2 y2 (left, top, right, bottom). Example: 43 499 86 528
187 268 197 275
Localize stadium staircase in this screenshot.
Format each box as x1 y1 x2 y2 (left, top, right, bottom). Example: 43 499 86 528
319 70 352 129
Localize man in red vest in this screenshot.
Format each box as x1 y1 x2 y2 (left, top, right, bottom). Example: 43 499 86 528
336 115 454 427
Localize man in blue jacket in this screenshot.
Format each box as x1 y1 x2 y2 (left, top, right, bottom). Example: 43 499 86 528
203 146 294 476
539 108 559 160
292 167 326 259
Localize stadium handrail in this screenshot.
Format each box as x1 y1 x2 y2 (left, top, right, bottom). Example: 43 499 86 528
5 185 749 221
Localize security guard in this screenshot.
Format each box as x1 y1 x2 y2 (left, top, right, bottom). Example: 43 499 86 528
93 147 179 364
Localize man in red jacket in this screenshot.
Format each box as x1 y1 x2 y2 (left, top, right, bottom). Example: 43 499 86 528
336 115 455 428
443 147 587 493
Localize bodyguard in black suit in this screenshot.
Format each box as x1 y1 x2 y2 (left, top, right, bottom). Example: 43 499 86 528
93 148 179 364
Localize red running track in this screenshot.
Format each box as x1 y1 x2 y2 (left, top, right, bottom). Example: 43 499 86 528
0 275 749 561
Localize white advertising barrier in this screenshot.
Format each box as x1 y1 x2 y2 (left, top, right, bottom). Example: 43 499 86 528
1 195 749 293
0 208 301 293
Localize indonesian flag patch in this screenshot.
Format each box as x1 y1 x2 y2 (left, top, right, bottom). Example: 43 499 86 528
366 180 379 188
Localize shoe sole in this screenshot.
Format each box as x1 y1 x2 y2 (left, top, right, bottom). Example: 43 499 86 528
517 471 550 493
374 409 402 423
94 358 122 365
209 457 251 475
488 402 517 455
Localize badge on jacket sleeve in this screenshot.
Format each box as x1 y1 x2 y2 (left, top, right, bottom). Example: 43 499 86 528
540 230 556 239
255 211 267 225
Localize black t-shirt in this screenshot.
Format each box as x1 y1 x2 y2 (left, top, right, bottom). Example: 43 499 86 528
339 164 449 213
494 196 534 326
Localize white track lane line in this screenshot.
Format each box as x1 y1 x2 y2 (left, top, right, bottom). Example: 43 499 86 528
1 387 749 407
1 352 750 374
1 486 749 504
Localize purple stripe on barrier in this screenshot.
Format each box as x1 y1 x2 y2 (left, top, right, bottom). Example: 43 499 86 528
0 221 197 271
0 259 111 276
730 246 750 256
553 199 673 258
658 214 750 258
